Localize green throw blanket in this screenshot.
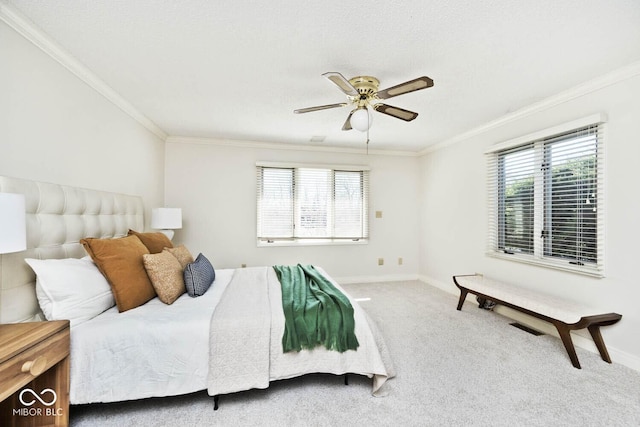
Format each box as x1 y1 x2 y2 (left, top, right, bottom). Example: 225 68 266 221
273 264 359 353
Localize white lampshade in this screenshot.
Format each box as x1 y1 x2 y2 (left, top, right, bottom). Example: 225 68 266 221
151 208 182 240
151 208 182 229
351 107 372 132
0 193 27 254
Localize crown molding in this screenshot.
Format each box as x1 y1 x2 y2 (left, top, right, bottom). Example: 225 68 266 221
166 136 420 157
419 60 640 156
8 0 637 156
0 2 167 141
0 0 416 155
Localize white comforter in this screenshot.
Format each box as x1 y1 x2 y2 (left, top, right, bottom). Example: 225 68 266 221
70 267 394 405
208 267 394 397
70 269 235 404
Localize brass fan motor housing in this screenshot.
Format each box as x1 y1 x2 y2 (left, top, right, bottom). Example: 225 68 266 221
348 76 380 105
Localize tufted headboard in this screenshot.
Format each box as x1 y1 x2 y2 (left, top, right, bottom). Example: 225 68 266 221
0 176 144 324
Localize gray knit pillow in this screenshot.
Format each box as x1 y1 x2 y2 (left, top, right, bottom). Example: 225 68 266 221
183 253 215 297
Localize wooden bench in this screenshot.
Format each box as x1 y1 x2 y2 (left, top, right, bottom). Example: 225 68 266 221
452 274 622 369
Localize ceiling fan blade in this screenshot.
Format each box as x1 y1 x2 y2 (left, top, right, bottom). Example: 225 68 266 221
342 110 354 131
375 76 434 100
322 72 359 97
294 103 348 114
374 104 419 121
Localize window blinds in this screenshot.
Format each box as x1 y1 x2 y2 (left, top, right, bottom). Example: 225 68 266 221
257 167 294 239
256 165 369 243
487 121 604 276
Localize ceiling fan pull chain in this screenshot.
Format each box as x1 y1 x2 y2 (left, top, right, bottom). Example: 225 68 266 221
366 124 370 155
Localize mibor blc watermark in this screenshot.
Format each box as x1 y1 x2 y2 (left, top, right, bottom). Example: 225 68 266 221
12 387 64 418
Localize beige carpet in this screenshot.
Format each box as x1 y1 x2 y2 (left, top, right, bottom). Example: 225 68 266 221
70 280 640 426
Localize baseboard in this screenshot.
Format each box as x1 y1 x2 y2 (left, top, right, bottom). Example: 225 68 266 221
606 345 640 372
418 274 640 373
417 274 458 293
335 274 420 285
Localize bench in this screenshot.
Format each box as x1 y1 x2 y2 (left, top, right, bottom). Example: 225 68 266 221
452 274 622 369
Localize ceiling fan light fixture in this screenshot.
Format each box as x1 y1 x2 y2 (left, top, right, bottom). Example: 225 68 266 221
294 72 433 136
351 107 372 132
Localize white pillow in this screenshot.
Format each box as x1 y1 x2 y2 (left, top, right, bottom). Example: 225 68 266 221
25 257 115 327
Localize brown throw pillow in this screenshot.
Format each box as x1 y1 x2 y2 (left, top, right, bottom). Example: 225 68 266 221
143 252 186 305
164 245 194 269
127 229 173 254
81 235 156 312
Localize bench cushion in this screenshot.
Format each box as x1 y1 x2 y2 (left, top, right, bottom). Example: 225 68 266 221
455 275 602 325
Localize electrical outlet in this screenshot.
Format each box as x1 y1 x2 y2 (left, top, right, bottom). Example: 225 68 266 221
375 211 383 218
378 258 384 266
398 257 403 265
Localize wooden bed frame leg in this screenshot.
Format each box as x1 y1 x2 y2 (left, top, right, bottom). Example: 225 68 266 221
587 325 612 363
456 288 468 311
554 323 581 369
344 374 349 385
213 395 219 411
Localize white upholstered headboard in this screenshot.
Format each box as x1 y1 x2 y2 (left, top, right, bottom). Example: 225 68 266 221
0 176 144 324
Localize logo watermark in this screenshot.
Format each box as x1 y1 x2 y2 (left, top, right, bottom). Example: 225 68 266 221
12 388 63 418
19 388 57 406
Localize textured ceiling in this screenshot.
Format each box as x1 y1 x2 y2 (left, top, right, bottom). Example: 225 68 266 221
5 0 640 152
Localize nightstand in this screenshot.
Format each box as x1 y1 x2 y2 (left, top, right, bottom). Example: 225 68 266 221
0 320 70 427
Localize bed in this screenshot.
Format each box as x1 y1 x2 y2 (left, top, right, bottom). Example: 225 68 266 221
0 176 394 407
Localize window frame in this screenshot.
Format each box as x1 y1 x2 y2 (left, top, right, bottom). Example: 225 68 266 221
256 162 370 247
486 114 605 277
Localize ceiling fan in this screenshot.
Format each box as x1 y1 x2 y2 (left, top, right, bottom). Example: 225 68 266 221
294 72 434 132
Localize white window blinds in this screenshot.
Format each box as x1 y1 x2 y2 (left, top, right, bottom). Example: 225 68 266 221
256 164 369 243
258 167 294 239
487 118 604 276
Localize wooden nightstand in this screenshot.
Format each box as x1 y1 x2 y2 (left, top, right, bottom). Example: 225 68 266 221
0 320 70 427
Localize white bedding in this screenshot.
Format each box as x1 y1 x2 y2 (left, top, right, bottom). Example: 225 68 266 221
208 267 393 397
70 267 394 405
70 269 234 404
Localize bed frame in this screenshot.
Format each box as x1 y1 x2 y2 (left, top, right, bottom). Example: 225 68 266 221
0 176 144 324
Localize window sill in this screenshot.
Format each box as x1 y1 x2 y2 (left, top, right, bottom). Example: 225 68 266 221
257 239 369 248
486 251 604 278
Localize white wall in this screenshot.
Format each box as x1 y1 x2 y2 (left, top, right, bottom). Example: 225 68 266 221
165 140 420 282
0 20 165 226
418 71 640 369
5 4 639 371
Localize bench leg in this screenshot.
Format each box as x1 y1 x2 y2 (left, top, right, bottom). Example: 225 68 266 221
587 325 612 363
554 323 581 369
456 289 468 311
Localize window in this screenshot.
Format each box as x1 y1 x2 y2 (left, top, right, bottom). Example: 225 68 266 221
256 163 369 244
486 115 604 276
